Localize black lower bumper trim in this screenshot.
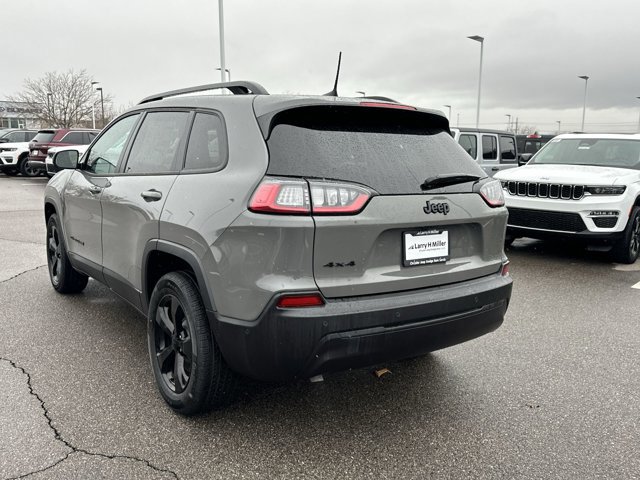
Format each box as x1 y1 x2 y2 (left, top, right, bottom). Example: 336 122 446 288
507 225 624 242
211 272 512 382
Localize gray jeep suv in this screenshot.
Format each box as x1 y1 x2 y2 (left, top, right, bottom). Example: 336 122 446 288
44 81 512 415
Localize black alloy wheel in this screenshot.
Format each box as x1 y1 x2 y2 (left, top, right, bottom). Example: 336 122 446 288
612 206 640 264
153 293 194 394
47 223 62 286
45 214 89 293
19 157 39 177
147 272 236 415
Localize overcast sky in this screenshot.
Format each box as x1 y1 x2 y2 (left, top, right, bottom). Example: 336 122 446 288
3 0 640 133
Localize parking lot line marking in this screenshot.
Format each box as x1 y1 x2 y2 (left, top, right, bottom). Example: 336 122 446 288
632 281 640 289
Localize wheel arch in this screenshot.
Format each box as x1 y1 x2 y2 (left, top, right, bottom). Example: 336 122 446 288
142 240 217 315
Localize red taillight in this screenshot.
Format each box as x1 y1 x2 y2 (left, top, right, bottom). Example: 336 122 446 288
276 293 325 308
527 134 541 139
360 102 417 111
479 179 505 208
501 261 510 276
249 177 374 215
248 179 310 214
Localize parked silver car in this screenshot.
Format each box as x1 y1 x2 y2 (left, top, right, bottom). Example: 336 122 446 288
44 81 512 414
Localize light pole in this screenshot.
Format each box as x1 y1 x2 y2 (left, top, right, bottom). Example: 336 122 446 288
636 97 640 133
443 104 452 121
216 67 231 82
96 87 105 128
456 113 460 127
578 75 589 132
47 92 54 126
556 120 561 134
468 35 484 128
356 91 366 97
90 81 100 129
218 0 226 83
505 114 511 131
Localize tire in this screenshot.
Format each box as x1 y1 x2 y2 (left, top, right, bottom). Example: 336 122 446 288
504 234 517 248
46 214 89 293
18 156 39 177
611 207 640 264
147 272 236 415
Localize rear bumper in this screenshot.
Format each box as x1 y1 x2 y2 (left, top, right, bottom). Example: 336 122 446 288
212 272 512 382
27 158 46 171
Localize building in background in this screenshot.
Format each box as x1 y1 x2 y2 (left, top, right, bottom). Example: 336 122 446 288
0 100 43 129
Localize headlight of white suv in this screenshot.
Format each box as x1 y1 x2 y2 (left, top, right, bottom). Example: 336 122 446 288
585 186 626 195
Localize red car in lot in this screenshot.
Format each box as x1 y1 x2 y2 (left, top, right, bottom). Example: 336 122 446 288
25 128 99 176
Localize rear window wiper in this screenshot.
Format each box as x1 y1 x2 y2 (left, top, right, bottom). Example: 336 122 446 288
420 174 482 191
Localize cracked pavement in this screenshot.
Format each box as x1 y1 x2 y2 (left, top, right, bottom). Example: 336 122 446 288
1 175 639 479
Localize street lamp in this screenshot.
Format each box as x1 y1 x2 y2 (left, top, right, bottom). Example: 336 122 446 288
578 75 589 132
91 81 100 129
96 87 105 128
216 67 231 82
47 92 54 127
636 97 640 133
556 120 561 134
468 35 484 128
505 114 511 131
443 104 452 120
218 0 226 83
356 91 366 97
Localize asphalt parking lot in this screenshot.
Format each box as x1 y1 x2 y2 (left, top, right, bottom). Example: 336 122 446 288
1 174 639 480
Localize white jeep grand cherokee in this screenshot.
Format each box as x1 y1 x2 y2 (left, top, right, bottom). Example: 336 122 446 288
495 134 640 263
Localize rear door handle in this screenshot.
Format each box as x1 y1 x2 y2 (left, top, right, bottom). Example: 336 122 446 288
491 167 499 171
141 190 163 201
88 186 102 194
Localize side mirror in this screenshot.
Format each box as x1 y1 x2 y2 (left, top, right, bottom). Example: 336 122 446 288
54 150 80 170
518 153 533 166
0 138 8 143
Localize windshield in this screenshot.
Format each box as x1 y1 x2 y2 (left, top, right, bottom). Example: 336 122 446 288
530 138 640 169
32 132 56 143
266 106 484 195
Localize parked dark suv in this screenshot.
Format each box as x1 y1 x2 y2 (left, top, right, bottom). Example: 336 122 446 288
26 128 99 176
43 81 512 415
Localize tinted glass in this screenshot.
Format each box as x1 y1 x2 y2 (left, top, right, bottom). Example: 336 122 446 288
125 111 190 174
530 138 640 169
26 131 37 141
184 113 226 171
86 114 140 174
266 106 484 194
499 136 516 161
482 135 497 160
458 134 477 159
62 132 85 144
32 132 55 143
8 132 23 142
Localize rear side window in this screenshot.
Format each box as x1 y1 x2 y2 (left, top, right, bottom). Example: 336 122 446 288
458 134 477 159
265 106 484 195
61 132 85 144
499 136 516 162
184 113 227 171
32 132 55 143
125 111 190 174
482 135 497 160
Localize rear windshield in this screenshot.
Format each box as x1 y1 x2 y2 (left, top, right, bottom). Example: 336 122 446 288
32 132 55 143
530 138 640 169
265 106 484 194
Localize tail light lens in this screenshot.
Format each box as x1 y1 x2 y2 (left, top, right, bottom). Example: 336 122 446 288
479 179 505 207
249 177 374 215
501 261 510 276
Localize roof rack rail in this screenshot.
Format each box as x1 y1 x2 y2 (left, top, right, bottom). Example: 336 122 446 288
138 81 269 104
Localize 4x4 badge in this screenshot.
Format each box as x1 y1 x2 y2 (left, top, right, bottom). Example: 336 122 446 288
423 201 450 215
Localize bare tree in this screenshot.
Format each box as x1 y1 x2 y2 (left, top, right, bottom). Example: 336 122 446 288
11 69 113 128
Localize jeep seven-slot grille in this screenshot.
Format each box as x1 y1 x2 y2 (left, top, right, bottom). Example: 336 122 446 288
508 208 587 232
506 181 584 200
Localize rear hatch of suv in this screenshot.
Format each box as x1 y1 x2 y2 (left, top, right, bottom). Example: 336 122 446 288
256 102 507 298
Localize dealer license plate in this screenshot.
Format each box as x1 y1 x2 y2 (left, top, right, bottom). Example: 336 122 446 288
403 230 449 267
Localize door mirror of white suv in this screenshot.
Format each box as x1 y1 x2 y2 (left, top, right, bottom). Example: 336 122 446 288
518 153 533 166
54 150 80 170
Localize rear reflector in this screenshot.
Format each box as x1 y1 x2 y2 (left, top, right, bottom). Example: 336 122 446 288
276 293 325 308
359 102 417 111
